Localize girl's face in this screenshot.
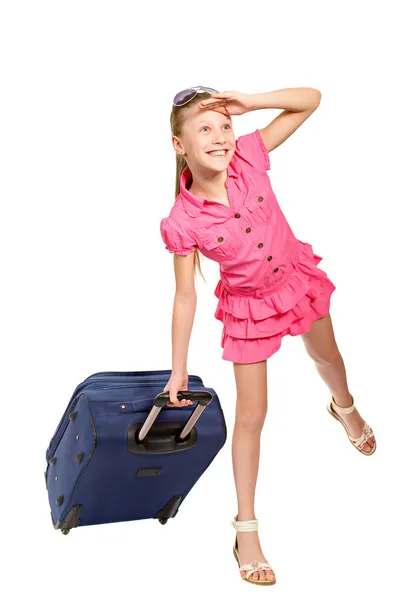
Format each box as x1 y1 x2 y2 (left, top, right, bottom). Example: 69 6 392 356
173 103 236 173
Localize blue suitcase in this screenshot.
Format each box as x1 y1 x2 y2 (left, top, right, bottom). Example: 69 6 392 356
45 370 227 535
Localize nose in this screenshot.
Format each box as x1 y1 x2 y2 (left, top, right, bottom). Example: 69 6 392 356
213 134 227 146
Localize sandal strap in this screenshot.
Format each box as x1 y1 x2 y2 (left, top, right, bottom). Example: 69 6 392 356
239 560 272 570
239 561 273 579
329 395 376 450
231 516 258 532
349 422 375 447
330 394 355 415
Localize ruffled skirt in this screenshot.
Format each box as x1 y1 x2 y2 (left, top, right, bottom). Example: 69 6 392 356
214 241 336 364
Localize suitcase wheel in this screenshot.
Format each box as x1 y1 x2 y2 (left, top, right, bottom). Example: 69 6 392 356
159 518 168 525
61 528 70 535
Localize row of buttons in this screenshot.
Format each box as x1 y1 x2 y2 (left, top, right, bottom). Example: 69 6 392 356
216 196 279 273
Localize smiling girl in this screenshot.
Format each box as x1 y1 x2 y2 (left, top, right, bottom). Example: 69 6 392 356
160 86 376 586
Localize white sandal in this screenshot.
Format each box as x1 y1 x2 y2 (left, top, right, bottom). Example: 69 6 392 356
327 393 376 456
231 515 276 585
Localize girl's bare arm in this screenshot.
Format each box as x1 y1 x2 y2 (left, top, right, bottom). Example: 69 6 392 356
249 87 321 152
171 251 197 376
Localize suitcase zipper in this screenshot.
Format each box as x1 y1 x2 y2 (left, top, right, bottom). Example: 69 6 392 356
72 375 202 403
82 372 203 385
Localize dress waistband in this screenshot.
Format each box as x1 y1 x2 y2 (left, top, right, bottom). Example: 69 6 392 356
220 253 299 298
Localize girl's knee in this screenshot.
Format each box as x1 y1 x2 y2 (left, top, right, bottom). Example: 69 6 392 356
313 348 341 366
234 408 267 431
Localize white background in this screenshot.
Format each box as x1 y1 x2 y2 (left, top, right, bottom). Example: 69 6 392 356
2 1 399 598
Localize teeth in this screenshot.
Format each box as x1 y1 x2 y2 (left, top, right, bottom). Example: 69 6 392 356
208 150 227 156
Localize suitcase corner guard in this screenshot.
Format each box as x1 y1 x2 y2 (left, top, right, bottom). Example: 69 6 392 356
53 504 83 535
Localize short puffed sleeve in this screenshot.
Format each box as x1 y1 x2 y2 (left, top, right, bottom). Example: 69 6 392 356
160 216 197 256
235 129 270 172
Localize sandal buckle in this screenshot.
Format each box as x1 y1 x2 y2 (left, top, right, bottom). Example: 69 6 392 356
251 560 259 568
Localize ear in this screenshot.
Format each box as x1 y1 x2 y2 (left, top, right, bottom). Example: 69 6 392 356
172 134 185 155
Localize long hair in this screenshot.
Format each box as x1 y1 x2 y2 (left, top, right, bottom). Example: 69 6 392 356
170 92 215 283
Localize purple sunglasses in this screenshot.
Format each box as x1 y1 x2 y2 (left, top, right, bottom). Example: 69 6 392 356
173 86 219 107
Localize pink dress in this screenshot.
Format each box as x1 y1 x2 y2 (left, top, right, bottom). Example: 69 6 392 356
160 129 336 364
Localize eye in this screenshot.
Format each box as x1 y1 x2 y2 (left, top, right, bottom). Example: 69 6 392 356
200 124 231 133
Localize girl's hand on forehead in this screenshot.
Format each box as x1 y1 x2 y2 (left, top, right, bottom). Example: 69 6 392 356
198 91 253 116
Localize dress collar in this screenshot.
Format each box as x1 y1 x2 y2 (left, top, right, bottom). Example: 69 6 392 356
179 159 240 218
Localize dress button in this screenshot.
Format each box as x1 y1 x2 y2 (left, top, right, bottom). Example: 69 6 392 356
267 255 273 261
274 267 279 272
234 213 241 218
258 243 263 248
246 227 251 233
257 196 264 202
217 236 224 242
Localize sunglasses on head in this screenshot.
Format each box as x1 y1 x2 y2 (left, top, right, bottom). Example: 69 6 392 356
173 86 219 107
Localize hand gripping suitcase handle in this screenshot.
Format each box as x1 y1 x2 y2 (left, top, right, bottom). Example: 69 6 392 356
137 390 213 442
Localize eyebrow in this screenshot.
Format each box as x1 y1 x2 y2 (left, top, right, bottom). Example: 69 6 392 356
198 118 232 125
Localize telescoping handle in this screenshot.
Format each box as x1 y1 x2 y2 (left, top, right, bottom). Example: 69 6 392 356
137 390 213 442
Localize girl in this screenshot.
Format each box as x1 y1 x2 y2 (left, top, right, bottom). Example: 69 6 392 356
160 86 376 586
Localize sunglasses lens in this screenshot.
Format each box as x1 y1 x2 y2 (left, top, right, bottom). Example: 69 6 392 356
173 89 197 106
173 87 219 106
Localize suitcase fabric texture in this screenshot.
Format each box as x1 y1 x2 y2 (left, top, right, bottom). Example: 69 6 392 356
45 370 227 535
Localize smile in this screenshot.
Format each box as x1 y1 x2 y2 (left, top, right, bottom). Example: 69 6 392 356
207 150 228 156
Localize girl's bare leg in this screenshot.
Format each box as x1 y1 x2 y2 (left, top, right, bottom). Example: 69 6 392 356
232 359 276 583
301 312 375 452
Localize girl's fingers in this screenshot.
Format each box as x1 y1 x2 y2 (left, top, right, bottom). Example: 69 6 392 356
167 396 193 407
199 103 230 115
211 93 231 99
200 99 227 107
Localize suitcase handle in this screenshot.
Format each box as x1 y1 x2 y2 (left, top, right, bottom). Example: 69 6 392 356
137 390 212 442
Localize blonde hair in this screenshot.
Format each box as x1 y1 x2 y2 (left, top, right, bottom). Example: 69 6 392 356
170 92 214 283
